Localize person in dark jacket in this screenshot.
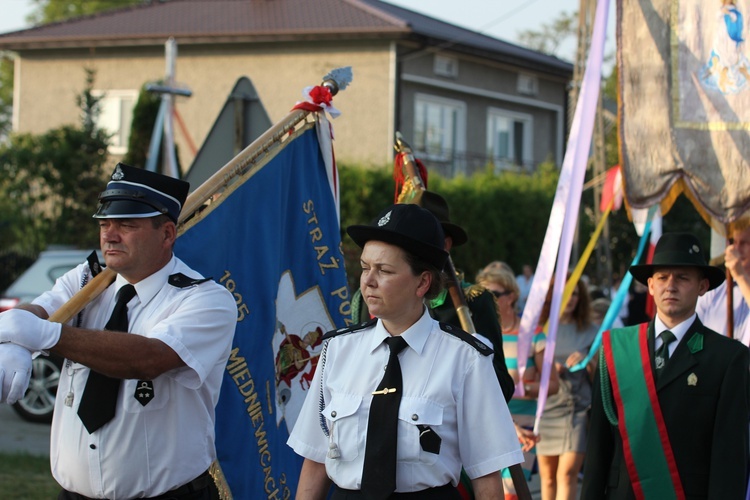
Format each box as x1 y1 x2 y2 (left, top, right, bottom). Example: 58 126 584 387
582 232 750 499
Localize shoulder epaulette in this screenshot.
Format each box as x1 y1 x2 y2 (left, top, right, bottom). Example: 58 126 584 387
168 272 211 288
322 318 377 340
463 283 486 302
439 322 494 356
87 251 103 277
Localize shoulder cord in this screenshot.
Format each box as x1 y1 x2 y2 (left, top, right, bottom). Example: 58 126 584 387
65 271 91 373
599 347 619 426
350 289 362 324
75 271 90 328
318 339 331 437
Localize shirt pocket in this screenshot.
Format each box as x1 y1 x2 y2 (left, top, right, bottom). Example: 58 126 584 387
122 379 170 413
398 397 444 465
322 393 363 462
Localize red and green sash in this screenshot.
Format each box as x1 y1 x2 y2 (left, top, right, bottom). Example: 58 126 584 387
602 324 685 500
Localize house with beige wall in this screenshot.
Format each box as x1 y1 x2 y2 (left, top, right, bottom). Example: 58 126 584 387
0 0 573 178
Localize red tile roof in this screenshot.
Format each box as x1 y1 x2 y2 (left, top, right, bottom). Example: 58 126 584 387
0 0 408 47
0 0 572 74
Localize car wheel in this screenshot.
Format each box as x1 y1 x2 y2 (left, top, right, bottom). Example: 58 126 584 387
12 355 62 423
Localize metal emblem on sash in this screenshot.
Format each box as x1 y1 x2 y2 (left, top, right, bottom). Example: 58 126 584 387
378 211 392 226
687 373 698 386
135 380 154 406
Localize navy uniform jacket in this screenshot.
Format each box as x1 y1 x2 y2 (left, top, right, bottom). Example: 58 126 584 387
581 319 750 499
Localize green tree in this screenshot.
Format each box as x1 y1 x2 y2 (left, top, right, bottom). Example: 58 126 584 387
517 10 578 57
0 1 145 139
0 68 110 255
122 81 178 171
0 55 13 138
26 0 145 25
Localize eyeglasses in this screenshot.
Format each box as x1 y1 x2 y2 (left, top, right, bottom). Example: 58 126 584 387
490 290 512 299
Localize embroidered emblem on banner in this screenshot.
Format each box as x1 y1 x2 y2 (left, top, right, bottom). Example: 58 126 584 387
272 272 335 434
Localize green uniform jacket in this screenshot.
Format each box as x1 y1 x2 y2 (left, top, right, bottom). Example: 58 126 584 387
581 319 750 500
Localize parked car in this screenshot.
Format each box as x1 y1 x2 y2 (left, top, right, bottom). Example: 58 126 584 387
1 249 100 423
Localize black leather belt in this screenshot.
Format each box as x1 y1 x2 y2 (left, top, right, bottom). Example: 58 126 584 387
150 469 212 499
332 483 460 499
60 469 212 500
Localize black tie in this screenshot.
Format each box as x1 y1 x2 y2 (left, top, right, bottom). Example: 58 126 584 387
77 284 136 433
654 330 676 380
361 336 408 500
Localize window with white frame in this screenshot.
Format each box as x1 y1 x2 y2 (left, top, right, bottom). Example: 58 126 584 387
413 94 466 167
517 74 539 96
486 108 533 168
93 89 138 154
434 55 458 78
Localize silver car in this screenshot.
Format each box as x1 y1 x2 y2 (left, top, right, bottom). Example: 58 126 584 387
1 249 99 423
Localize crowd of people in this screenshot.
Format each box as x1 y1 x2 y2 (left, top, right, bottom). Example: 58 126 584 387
0 169 748 499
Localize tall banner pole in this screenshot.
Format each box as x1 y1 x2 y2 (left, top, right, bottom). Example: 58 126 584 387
394 132 532 500
47 68 352 325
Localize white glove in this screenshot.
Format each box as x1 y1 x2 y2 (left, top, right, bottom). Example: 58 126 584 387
0 308 62 352
0 343 32 404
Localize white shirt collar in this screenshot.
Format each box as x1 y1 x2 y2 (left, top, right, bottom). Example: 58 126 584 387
654 312 696 349
370 307 433 355
113 255 176 308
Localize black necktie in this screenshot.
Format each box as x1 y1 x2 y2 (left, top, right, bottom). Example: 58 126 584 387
77 284 136 433
654 330 676 380
361 336 408 500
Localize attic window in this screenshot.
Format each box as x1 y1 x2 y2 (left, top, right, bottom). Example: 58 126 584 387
434 55 458 78
92 89 138 155
517 74 539 96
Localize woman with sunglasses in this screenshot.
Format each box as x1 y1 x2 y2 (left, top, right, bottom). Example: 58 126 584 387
535 277 598 500
477 266 558 500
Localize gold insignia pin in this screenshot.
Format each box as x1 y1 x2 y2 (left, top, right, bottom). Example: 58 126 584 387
687 373 698 386
372 388 397 395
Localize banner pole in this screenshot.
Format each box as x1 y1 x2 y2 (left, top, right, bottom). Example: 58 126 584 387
48 68 351 325
394 132 532 500
727 225 735 339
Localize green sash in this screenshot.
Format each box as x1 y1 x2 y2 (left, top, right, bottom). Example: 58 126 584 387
601 324 685 500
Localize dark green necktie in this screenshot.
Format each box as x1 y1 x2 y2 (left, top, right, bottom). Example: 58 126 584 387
77 284 136 433
654 330 676 380
361 336 408 500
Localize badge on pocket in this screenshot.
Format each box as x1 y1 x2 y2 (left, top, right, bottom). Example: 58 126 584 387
417 424 441 454
134 380 155 406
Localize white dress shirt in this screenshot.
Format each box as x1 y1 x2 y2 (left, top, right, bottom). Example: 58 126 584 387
653 313 696 357
34 256 237 499
288 308 522 492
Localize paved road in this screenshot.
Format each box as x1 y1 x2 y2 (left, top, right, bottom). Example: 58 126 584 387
0 403 50 456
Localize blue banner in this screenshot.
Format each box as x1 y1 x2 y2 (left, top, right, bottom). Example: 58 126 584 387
175 126 351 499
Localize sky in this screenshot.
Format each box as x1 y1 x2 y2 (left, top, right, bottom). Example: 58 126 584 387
0 0 616 67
